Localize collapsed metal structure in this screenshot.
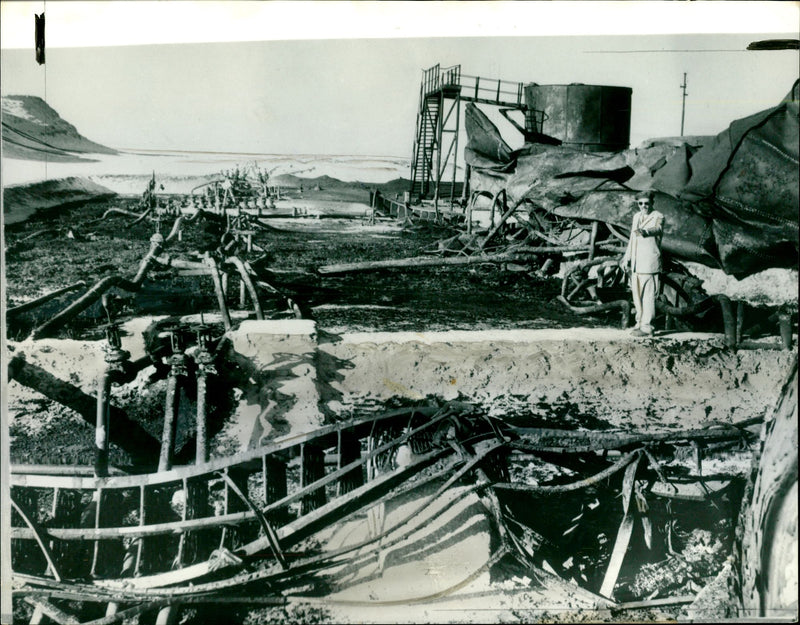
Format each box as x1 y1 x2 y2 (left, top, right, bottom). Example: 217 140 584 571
365 68 800 345
11 388 767 623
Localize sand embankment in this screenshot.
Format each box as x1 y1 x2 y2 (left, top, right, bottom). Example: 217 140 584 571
9 321 795 466
320 327 795 431
3 177 116 225
2 176 116 225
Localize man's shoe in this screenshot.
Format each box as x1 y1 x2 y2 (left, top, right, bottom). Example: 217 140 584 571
630 329 646 337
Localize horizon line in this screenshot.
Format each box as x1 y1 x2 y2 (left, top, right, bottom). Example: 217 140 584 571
115 147 410 160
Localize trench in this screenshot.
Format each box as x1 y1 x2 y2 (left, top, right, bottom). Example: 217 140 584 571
8 317 795 623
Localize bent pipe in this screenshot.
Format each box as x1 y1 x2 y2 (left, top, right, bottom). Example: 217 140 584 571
656 292 736 347
225 256 264 319
95 208 147 223
204 253 232 330
131 207 154 226
30 234 165 340
161 209 208 244
493 450 640 495
557 295 631 329
164 216 184 242
7 282 87 318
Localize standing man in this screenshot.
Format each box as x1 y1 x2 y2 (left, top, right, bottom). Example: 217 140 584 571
621 190 664 336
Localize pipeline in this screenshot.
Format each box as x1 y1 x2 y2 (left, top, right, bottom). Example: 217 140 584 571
204 253 232 330
159 336 187 473
192 337 216 465
30 233 165 340
7 281 87 318
225 256 264 319
558 295 631 329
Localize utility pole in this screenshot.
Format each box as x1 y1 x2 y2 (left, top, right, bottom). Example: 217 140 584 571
680 73 688 136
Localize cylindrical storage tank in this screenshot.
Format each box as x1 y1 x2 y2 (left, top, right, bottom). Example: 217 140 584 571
524 83 632 152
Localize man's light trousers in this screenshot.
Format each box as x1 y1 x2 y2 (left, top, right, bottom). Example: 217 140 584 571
631 272 660 333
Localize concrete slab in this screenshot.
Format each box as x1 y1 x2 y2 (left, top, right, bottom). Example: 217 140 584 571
225 319 323 450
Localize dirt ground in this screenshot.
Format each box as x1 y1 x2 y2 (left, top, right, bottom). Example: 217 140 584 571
4 191 597 339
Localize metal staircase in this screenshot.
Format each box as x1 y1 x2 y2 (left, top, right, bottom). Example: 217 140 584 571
408 65 532 216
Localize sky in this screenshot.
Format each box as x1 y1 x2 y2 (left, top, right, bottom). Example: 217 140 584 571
1 2 798 157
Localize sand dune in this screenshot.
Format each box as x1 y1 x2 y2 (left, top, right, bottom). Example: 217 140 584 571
2 177 116 225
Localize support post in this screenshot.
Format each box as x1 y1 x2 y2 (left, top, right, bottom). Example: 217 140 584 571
95 371 112 479
159 333 187 473
337 431 365 496
778 310 792 350
263 455 288 524
589 221 599 260
300 444 327 515
736 300 745 346
434 91 444 221
95 324 130 478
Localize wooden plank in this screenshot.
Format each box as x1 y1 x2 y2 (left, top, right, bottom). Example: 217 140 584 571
337 431 364 496
218 470 287 570
599 512 635 599
600 456 640 599
175 478 189 566
28 603 45 625
614 594 696 610
651 479 732 501
23 598 79 625
10 509 257 541
184 476 211 566
134 484 145 576
10 497 62 581
317 248 591 275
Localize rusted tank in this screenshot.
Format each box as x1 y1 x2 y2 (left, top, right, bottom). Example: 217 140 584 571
524 83 632 152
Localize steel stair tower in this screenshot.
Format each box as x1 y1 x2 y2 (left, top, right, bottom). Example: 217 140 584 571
408 64 533 217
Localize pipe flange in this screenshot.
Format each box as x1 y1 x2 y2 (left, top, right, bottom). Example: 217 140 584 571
105 348 131 365
166 353 189 377
193 349 217 376
196 363 217 377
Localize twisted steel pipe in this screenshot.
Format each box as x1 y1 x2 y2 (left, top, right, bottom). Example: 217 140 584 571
31 233 165 339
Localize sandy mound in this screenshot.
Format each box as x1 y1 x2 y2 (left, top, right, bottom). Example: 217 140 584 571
3 176 116 225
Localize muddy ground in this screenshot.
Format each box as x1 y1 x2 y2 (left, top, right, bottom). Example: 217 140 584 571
4 193 597 338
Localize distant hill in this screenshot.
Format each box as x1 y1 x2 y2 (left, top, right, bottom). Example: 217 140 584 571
2 95 117 162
